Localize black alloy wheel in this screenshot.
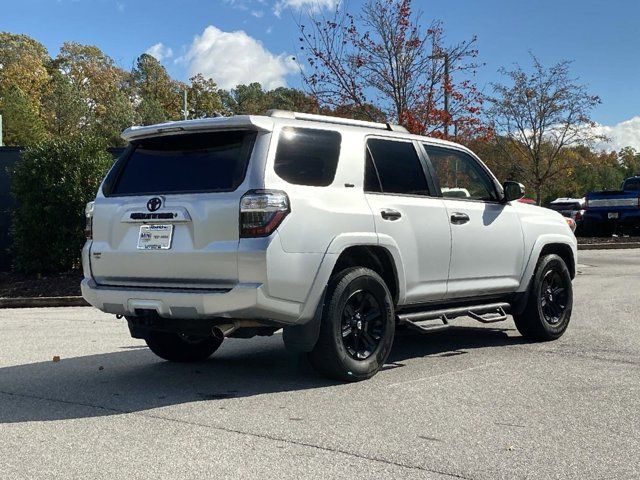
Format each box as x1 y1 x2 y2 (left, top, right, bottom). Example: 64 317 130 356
341 289 385 360
539 269 569 325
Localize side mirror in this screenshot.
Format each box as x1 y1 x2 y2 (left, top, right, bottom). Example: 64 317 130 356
503 181 525 202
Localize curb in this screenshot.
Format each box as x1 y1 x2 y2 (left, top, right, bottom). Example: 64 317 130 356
577 242 640 250
0 296 89 309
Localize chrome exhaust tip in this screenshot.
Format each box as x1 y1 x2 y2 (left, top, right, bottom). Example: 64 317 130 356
212 322 239 340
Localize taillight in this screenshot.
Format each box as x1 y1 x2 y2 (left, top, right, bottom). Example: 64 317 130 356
240 190 290 238
84 201 95 239
575 210 584 221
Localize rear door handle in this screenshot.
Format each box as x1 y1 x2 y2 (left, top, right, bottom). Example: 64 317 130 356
381 209 402 221
450 212 470 225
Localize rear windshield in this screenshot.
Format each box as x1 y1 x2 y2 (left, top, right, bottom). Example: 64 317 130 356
106 131 257 196
623 178 640 191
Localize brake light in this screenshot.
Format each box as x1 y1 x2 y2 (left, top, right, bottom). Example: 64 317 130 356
84 201 95 239
575 210 584 221
240 190 290 238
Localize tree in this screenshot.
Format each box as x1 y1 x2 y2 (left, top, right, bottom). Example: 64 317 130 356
565 147 625 197
487 55 604 204
131 53 182 121
54 42 133 142
41 70 90 138
138 97 168 125
327 103 387 122
10 136 113 273
221 83 270 115
187 74 223 118
221 83 326 116
0 86 47 146
95 90 135 146
298 0 485 137
0 32 50 102
618 147 640 178
266 87 319 113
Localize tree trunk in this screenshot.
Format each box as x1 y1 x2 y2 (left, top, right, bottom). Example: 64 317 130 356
535 188 542 206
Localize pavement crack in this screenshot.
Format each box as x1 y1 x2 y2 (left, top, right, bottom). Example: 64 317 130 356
0 389 473 480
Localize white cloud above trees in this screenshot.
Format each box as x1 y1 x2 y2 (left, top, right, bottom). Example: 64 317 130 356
145 43 173 62
593 116 640 151
179 25 298 89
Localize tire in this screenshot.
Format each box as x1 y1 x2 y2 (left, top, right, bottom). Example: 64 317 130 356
145 330 223 362
308 267 395 382
513 254 573 341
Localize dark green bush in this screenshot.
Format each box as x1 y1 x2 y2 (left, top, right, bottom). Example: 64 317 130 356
10 136 113 273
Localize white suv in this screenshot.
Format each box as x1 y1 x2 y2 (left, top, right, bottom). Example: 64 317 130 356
82 110 577 381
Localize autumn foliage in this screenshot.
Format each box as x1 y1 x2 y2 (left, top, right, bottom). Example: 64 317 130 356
298 0 490 140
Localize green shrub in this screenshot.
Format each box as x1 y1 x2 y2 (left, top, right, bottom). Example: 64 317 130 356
10 136 113 274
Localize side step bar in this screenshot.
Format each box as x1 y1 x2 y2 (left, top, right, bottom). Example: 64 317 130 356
397 302 510 334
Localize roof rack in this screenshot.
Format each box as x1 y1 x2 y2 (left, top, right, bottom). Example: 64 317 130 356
267 110 408 133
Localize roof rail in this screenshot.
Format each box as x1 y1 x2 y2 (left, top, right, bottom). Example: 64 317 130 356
267 110 408 133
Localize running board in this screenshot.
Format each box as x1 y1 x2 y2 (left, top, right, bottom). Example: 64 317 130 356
397 302 510 333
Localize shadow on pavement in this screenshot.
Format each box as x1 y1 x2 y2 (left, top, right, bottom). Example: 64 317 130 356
0 325 525 424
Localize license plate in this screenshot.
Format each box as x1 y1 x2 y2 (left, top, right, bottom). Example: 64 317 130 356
137 225 174 250
608 212 619 219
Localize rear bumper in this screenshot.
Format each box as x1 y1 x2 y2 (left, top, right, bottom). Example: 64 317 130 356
583 211 640 228
81 278 304 325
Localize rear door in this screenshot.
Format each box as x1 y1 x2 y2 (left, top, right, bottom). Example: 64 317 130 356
423 144 525 299
364 137 451 303
89 130 258 289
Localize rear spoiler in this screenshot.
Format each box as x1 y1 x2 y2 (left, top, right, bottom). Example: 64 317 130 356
121 115 273 142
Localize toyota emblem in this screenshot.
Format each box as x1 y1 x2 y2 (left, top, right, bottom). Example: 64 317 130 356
147 197 162 212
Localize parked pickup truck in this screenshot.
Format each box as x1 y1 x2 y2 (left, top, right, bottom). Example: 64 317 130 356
583 175 640 236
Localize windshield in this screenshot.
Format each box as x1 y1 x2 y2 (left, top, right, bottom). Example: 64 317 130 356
106 130 257 196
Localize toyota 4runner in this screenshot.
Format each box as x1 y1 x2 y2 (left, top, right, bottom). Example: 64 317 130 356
82 110 577 381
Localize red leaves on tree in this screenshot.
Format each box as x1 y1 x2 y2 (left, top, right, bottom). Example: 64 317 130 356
297 0 490 142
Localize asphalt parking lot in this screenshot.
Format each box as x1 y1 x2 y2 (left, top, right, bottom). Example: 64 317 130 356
1 249 639 480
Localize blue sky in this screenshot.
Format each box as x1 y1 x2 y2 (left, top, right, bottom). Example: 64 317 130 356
2 0 640 147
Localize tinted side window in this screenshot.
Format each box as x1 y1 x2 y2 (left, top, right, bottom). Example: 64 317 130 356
274 127 341 186
424 145 498 201
364 150 382 193
366 139 430 196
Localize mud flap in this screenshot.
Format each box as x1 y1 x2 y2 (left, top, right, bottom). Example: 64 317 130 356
283 290 326 353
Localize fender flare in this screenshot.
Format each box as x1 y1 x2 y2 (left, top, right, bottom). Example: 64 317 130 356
283 233 406 352
517 234 578 293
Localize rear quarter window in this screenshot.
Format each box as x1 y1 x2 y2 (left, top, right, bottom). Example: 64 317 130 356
273 127 341 187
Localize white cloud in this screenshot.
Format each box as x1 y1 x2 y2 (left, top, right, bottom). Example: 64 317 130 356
593 116 640 151
145 43 173 62
273 0 338 17
180 25 298 90
251 9 264 17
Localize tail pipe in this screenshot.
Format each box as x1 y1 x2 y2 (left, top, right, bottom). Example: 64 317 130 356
212 322 239 340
